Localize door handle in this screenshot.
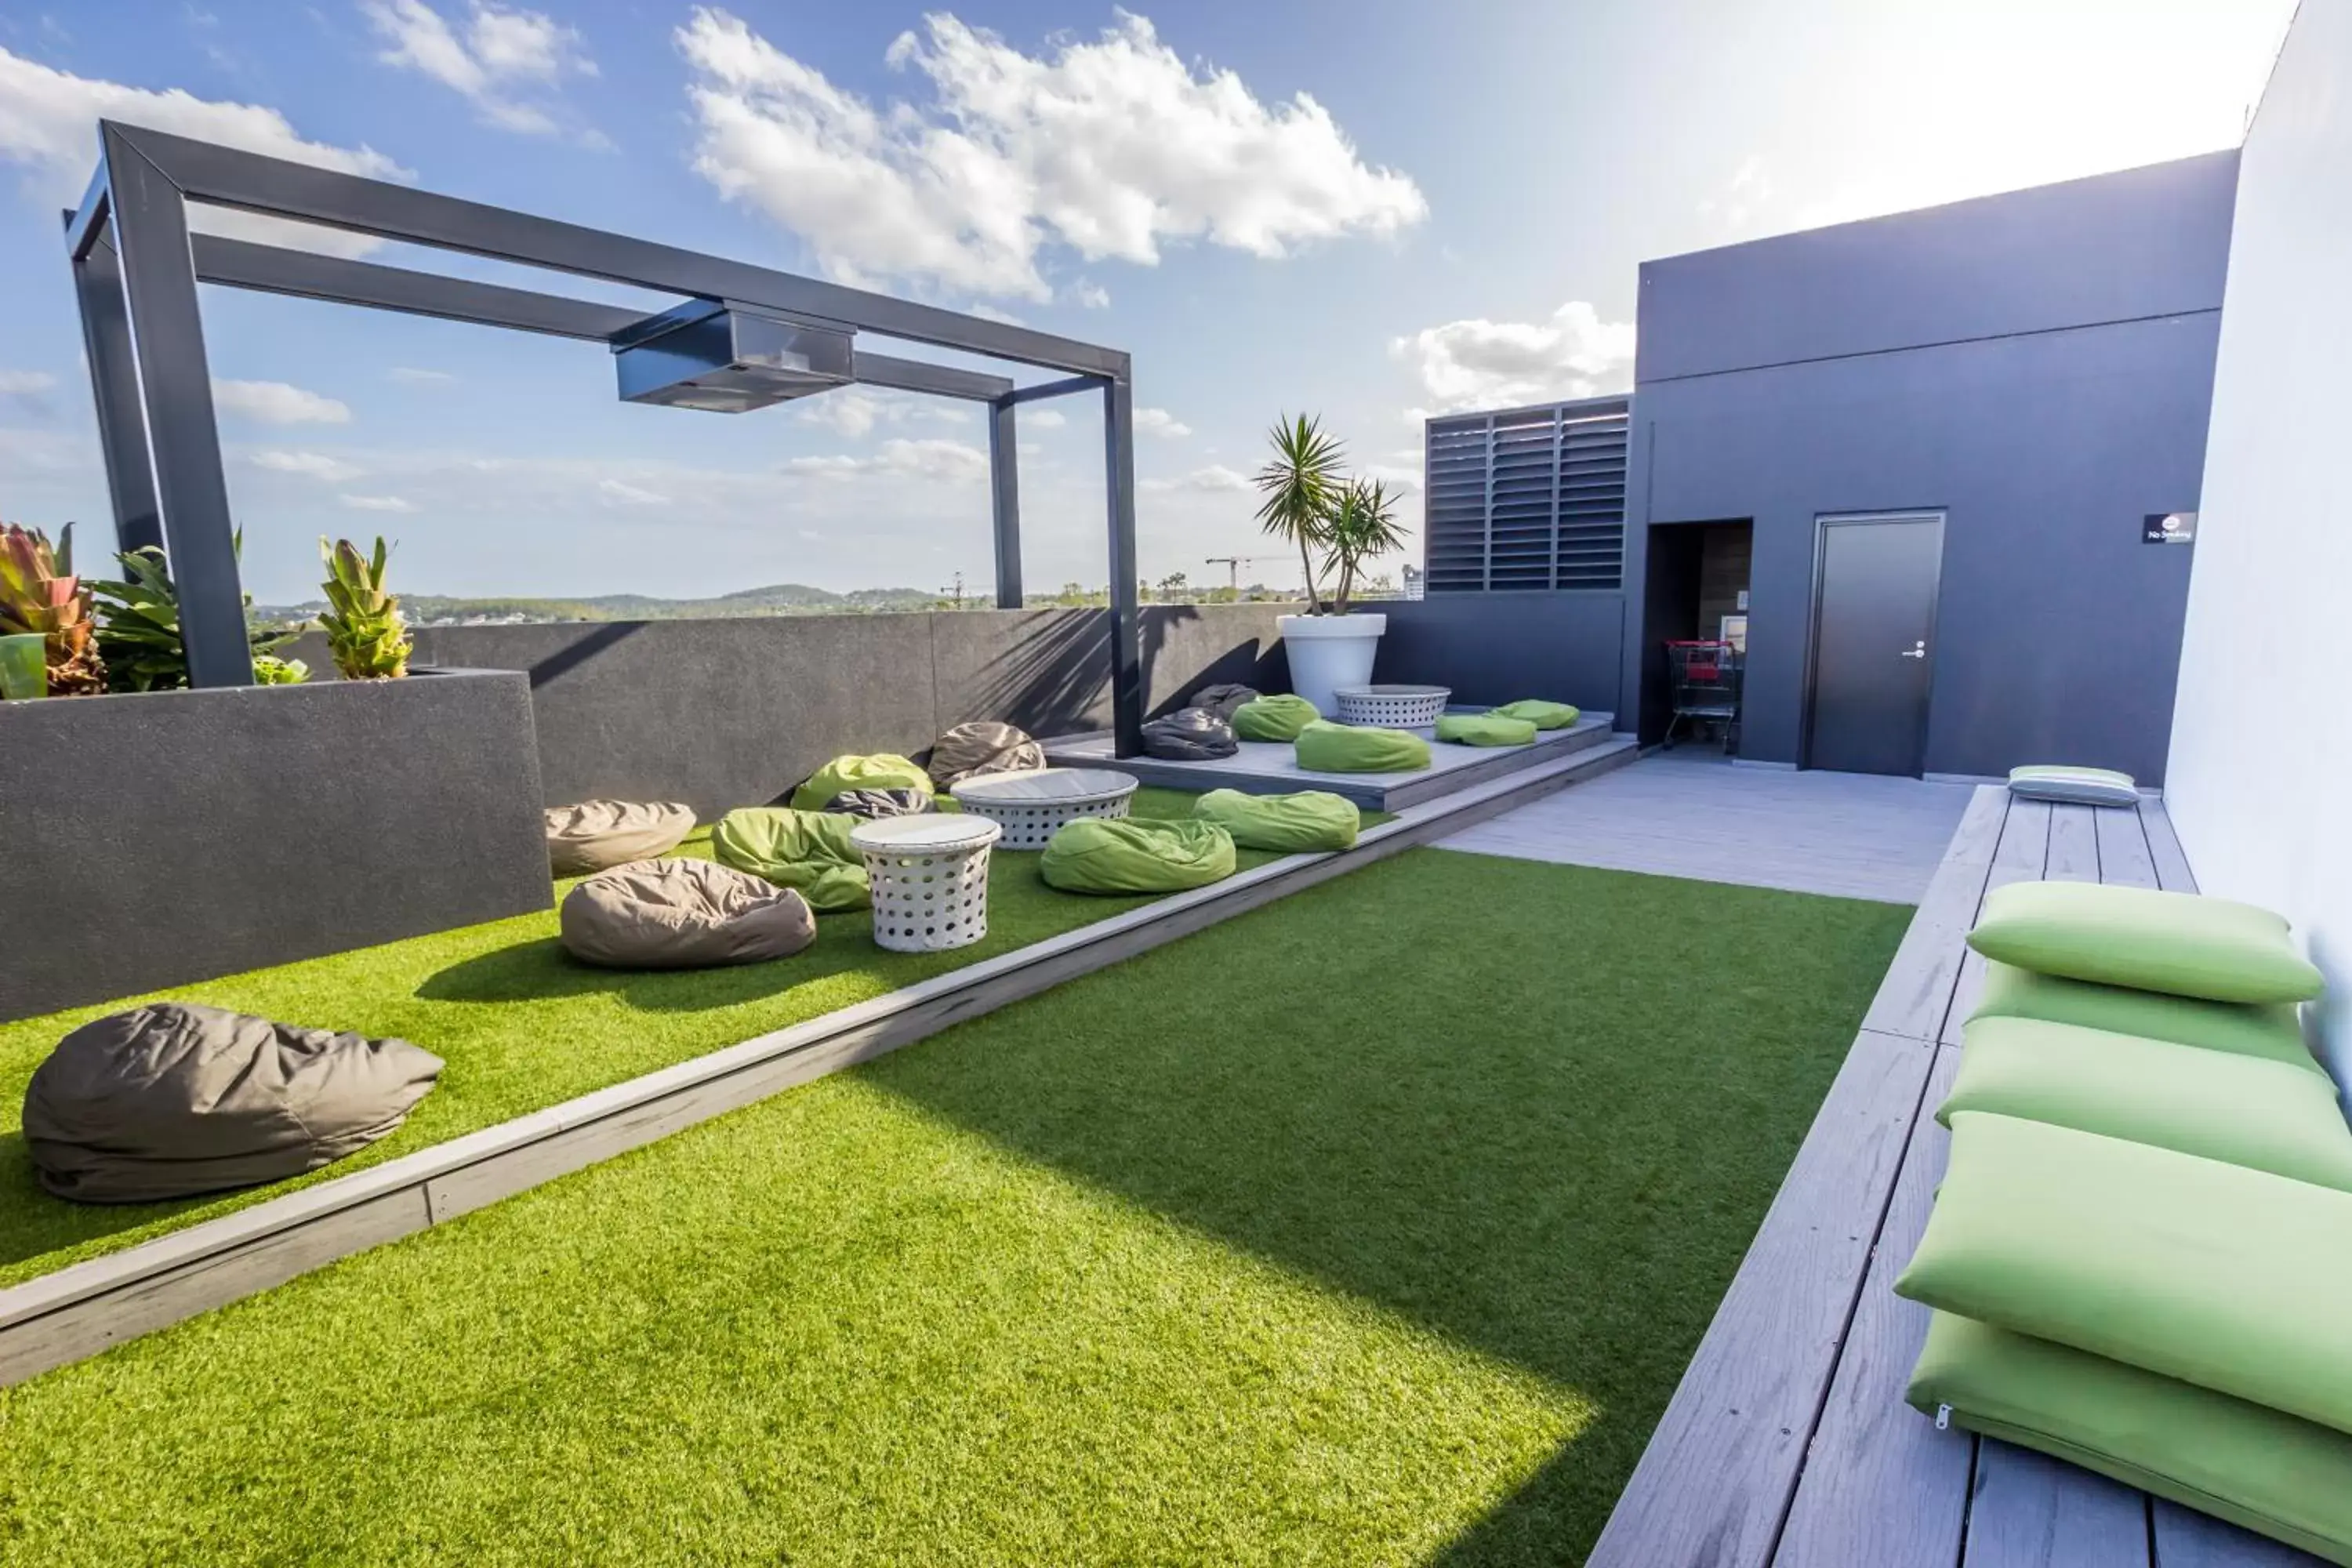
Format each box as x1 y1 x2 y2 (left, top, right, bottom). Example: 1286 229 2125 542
1899 641 1927 660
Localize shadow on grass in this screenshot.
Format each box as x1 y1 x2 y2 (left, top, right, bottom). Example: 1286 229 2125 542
0 1131 212 1269
855 851 1911 1561
414 935 824 1012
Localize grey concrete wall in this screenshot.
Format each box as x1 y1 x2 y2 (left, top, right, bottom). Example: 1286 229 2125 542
1621 152 2235 782
0 669 549 1022
1375 592 1626 713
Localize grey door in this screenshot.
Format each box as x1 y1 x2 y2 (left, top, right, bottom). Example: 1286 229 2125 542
1806 513 1944 775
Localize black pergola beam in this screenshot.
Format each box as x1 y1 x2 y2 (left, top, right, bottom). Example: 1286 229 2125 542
64 209 162 557
989 397 1022 608
1005 375 1106 405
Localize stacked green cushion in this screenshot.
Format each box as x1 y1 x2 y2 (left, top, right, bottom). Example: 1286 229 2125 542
1942 1018 2352 1190
1909 1311 2352 1563
1231 694 1321 742
1294 720 1430 774
711 808 870 911
1968 960 2317 1073
1039 818 1236 895
1966 881 2324 1004
789 754 933 813
1192 788 1359 852
1435 713 1537 747
1488 699 1581 730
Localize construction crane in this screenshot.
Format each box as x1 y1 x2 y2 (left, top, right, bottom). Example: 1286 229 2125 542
938 571 965 608
1203 555 1269 593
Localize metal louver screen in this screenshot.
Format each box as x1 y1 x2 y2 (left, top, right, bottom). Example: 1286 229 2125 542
1421 395 1630 592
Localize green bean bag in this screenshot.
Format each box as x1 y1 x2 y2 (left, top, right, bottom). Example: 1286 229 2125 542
1436 713 1537 747
1488 699 1581 730
1294 720 1431 773
711 807 870 911
789 753 932 812
1040 818 1236 895
1194 788 1359 852
1232 693 1321 742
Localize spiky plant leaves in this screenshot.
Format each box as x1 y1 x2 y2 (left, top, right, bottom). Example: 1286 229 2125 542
1251 413 1347 615
318 535 412 680
1321 477 1411 615
0 521 104 695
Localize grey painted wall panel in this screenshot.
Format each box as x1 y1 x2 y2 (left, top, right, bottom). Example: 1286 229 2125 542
1377 592 1627 713
1637 151 2239 383
0 670 549 1022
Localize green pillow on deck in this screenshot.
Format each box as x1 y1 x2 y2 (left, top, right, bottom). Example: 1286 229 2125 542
1941 1018 2352 1190
789 754 933 812
1969 959 2316 1073
711 807 870 911
1192 788 1359 852
1487 699 1581 730
1039 817 1236 895
1967 880 2323 1004
1231 694 1321 742
1435 713 1537 747
1294 720 1431 774
1909 1311 2352 1565
1896 1112 2352 1437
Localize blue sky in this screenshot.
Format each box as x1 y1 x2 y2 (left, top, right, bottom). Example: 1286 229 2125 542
0 0 2296 603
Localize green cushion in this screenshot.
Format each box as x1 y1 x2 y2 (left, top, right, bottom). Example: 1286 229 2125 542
1942 1018 2352 1190
1435 713 1537 747
1969 959 2317 1073
1192 788 1359 852
1910 1311 2352 1564
1967 880 2324 1004
1488 699 1581 731
1039 818 1236 895
1231 694 1322 742
1294 720 1431 774
710 808 870 911
789 754 933 812
1896 1112 2352 1436
2008 764 2139 808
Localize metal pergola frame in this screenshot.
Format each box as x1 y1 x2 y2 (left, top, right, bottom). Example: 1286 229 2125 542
66 120 1145 753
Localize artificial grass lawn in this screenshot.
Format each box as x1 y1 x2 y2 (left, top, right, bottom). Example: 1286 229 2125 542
0 851 1908 1566
0 786 1345 1288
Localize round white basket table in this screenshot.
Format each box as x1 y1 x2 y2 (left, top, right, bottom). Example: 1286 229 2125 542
949 767 1140 850
1332 684 1452 731
848 814 1004 953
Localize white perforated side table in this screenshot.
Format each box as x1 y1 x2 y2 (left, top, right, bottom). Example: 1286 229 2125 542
849 815 1003 953
949 767 1140 850
1333 684 1451 731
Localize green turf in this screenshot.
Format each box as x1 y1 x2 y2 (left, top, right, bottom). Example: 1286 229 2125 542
0 786 1355 1287
0 851 1907 1565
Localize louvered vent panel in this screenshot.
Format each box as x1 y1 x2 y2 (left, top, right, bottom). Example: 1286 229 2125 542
1420 397 1628 590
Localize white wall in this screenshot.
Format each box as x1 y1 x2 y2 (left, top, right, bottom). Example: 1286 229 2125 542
2167 0 2352 1083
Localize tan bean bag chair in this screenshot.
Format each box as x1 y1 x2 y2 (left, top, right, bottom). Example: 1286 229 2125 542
545 800 696 877
21 1003 443 1204
560 858 817 970
928 721 1045 789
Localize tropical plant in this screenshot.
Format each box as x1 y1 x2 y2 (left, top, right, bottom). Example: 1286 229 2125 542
318 535 412 680
252 654 310 684
0 522 104 695
89 539 304 692
1319 477 1411 615
1251 414 1346 614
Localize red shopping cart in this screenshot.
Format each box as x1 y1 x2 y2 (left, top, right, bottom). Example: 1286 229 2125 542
1663 640 1744 752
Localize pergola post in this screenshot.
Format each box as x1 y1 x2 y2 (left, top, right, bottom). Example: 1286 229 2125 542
1102 372 1143 757
66 218 163 558
93 125 250 687
989 396 1022 608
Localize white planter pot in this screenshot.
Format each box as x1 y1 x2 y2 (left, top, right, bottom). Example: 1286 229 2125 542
1278 612 1387 720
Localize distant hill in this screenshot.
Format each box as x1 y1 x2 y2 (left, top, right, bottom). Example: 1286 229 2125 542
251 583 946 626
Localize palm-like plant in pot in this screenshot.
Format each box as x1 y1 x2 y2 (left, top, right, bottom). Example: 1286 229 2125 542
1250 416 1400 717
1321 478 1410 616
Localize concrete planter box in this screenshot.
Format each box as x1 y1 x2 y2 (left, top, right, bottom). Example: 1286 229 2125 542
0 669 550 1022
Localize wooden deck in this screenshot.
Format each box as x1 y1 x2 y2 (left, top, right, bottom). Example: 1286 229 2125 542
1588 785 2327 1568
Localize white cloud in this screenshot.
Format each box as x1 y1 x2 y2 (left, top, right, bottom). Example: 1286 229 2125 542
1141 463 1249 494
213 379 352 425
1135 407 1190 438
793 388 975 437
1391 300 1635 412
781 437 988 484
0 370 56 395
675 8 1425 300
1025 407 1068 430
388 365 456 383
339 492 417 513
250 448 365 482
365 0 597 138
1070 281 1111 310
596 477 668 506
0 47 406 256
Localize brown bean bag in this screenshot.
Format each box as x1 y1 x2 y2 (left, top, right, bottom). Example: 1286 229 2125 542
1189 683 1260 724
545 800 696 877
823 788 935 821
21 1003 443 1204
560 858 817 970
927 721 1044 789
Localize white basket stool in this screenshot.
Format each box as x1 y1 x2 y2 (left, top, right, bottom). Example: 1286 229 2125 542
949 767 1140 851
1332 684 1452 731
849 815 1003 953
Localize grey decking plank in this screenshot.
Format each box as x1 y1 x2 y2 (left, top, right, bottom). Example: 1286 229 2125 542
1864 826 2005 1043
1771 1044 1969 1568
2151 1498 2332 1566
1586 1029 1936 1568
1946 784 2012 866
1964 1441 2150 1567
1993 797 2053 876
2045 804 2100 883
2140 798 2199 893
2094 805 2160 890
